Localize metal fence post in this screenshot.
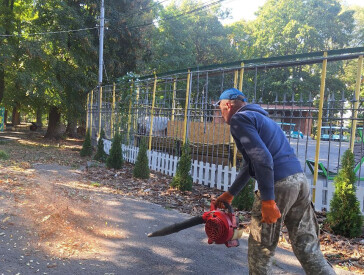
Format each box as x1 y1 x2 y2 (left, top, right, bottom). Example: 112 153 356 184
134 85 139 141
350 55 363 152
313 52 328 202
230 62 245 168
127 81 134 145
183 70 191 144
230 69 240 167
171 78 177 122
239 62 244 91
149 73 157 151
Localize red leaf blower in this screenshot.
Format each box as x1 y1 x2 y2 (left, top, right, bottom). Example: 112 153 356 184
148 201 243 247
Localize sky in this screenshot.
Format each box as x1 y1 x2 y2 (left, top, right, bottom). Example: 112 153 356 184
220 0 364 24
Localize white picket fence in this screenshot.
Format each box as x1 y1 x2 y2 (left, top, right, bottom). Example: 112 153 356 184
103 139 364 214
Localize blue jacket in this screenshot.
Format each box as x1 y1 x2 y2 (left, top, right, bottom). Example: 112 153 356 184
228 104 302 201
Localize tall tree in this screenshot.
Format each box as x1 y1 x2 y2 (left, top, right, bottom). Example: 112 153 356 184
102 0 156 80
0 0 16 104
31 0 98 138
249 0 354 57
0 0 35 121
350 5 364 47
33 0 155 138
226 0 355 105
147 0 238 73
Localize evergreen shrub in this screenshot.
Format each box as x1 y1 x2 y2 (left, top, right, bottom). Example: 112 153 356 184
80 130 93 157
232 178 255 211
327 149 363 238
94 129 107 162
133 138 150 179
106 132 123 169
170 141 193 191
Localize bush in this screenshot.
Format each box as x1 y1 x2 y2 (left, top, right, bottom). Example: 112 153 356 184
133 138 150 179
94 129 107 162
232 178 255 211
327 149 363 238
0 150 9 160
80 130 93 157
106 132 123 169
170 141 193 191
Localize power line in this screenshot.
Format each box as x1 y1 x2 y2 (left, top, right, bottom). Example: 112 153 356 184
0 27 98 38
126 0 227 30
124 0 170 19
0 0 227 38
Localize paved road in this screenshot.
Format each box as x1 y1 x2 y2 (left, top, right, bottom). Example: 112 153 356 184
288 137 350 171
288 137 364 185
0 165 354 275
0 194 327 275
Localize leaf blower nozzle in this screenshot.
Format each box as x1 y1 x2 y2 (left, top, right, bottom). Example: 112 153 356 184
147 216 205 237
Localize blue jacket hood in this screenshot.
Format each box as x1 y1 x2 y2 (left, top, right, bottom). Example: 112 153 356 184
239 104 269 117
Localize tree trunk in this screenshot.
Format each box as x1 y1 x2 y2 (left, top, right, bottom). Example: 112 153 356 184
0 0 15 105
44 106 63 139
65 118 78 138
4 110 7 125
77 119 86 137
11 103 20 125
36 108 43 128
0 68 4 104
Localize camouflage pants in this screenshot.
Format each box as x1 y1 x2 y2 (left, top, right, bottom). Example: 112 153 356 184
248 173 336 275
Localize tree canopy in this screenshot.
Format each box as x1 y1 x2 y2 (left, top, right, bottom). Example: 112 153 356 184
0 0 362 138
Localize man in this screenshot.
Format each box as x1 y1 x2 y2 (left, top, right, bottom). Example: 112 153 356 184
214 88 335 275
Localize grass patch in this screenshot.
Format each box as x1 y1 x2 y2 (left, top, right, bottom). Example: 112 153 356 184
0 140 12 145
90 182 101 187
0 150 9 160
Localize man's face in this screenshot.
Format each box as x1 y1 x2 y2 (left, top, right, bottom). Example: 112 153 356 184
219 100 233 125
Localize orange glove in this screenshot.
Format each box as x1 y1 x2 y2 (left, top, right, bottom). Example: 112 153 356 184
261 200 281 224
215 191 234 209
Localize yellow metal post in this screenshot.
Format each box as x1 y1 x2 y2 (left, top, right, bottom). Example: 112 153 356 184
136 85 140 102
234 70 238 89
111 83 116 139
313 52 328 202
239 62 244 91
90 90 94 138
98 86 103 137
172 78 177 122
230 69 240 167
350 55 363 152
148 74 157 151
127 82 134 145
182 70 191 144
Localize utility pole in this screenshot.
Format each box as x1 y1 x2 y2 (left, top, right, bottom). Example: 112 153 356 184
98 0 105 86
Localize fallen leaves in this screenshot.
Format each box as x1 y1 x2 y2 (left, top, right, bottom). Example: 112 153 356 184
0 130 363 274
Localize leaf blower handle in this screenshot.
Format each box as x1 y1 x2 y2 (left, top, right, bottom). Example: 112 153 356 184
211 199 233 213
213 191 234 211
